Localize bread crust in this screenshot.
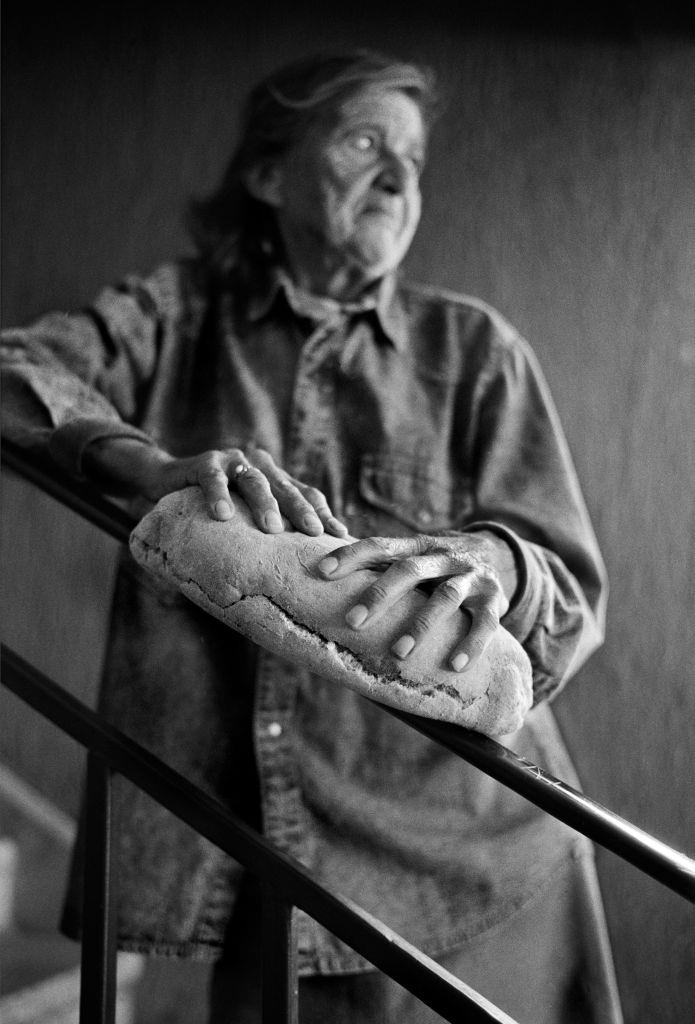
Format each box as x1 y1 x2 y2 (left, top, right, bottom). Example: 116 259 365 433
129 488 533 736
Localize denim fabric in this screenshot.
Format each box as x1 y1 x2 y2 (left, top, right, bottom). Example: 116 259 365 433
209 852 623 1024
1 259 608 972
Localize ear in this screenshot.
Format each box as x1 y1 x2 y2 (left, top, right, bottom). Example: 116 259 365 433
244 160 284 209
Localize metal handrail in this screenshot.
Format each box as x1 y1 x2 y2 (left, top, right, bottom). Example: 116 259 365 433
4 437 695 903
1 644 515 1024
4 437 695 1023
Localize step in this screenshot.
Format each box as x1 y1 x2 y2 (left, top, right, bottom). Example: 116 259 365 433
0 938 143 1024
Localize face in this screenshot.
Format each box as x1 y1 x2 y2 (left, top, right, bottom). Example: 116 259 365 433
257 85 426 291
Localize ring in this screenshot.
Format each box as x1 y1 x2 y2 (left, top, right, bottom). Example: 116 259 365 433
233 463 250 479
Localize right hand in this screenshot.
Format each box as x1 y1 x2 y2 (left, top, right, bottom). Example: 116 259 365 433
84 438 348 537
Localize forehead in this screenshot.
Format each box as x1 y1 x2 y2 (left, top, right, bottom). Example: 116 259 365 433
325 85 426 144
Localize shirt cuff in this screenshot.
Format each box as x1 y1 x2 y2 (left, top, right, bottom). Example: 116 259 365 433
48 418 155 479
464 520 545 644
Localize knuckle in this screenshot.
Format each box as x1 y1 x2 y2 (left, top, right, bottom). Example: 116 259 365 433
465 569 502 603
410 610 435 635
252 447 274 470
452 552 475 574
275 476 297 493
472 604 500 631
239 469 270 496
413 534 432 555
198 464 227 483
201 449 224 467
366 580 391 603
479 568 501 593
288 494 315 517
461 622 488 653
246 467 272 488
219 449 243 469
302 485 327 507
438 578 465 601
370 536 394 556
400 555 425 579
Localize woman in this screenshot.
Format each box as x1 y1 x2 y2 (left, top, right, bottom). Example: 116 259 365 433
1 49 622 1024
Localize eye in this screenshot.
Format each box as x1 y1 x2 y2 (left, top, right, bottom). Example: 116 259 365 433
347 130 378 154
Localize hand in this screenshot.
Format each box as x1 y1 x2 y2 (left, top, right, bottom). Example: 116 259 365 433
318 531 518 672
83 438 348 537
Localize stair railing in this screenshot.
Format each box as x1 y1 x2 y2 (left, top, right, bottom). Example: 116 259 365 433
2 438 694 1024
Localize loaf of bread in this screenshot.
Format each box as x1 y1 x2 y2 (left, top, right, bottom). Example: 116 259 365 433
129 488 533 736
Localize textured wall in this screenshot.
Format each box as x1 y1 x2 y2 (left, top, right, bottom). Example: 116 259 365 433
2 3 694 1021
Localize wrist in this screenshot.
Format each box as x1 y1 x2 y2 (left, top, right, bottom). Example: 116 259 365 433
471 529 519 610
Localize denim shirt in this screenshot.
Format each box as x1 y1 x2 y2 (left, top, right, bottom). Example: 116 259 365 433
1 258 607 971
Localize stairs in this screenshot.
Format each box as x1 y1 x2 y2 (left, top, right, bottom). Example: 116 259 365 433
0 939 143 1024
0 772 144 1023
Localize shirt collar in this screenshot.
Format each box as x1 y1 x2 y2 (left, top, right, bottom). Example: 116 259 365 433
245 265 408 352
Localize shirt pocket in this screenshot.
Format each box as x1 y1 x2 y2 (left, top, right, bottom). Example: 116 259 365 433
352 452 474 536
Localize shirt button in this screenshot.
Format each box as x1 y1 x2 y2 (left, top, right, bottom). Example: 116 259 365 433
267 722 283 738
418 509 433 526
345 501 356 516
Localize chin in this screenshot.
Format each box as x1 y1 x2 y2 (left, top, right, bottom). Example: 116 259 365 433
349 236 407 280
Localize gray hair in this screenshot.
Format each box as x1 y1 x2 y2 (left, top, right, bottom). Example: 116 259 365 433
188 50 438 278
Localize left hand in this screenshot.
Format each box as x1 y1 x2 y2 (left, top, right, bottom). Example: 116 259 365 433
318 531 518 673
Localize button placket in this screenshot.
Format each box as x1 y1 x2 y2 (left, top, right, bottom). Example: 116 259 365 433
252 321 345 963
253 649 312 853
285 323 342 482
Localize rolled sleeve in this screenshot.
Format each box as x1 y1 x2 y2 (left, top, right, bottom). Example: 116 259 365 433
1 267 175 477
47 417 155 478
465 329 608 701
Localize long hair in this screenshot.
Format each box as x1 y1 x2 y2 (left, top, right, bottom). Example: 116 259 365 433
187 50 438 283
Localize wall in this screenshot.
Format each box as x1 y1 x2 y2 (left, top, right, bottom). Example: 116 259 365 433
2 3 694 1021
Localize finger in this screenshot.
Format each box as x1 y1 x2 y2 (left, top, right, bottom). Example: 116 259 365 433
196 457 234 522
344 554 448 630
296 483 349 538
391 574 471 660
233 449 298 533
232 465 284 533
318 536 423 579
247 448 335 537
448 585 504 672
268 476 324 536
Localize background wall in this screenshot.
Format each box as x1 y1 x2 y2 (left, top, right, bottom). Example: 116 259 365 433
2 2 694 1021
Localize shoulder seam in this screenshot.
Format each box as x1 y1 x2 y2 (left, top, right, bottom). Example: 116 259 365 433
399 279 525 350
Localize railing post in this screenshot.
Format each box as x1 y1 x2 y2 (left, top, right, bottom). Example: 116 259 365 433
80 751 118 1024
261 881 299 1024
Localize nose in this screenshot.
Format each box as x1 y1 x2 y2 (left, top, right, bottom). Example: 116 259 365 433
375 151 415 195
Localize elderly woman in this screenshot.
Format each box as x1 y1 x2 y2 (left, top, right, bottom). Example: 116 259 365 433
1 50 622 1024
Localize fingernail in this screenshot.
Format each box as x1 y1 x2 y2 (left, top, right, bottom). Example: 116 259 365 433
319 557 339 576
451 653 469 672
327 517 349 536
214 500 233 521
392 635 415 659
264 510 283 533
302 513 323 534
345 604 369 629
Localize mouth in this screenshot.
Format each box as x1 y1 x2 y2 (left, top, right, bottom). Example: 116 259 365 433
362 191 402 218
